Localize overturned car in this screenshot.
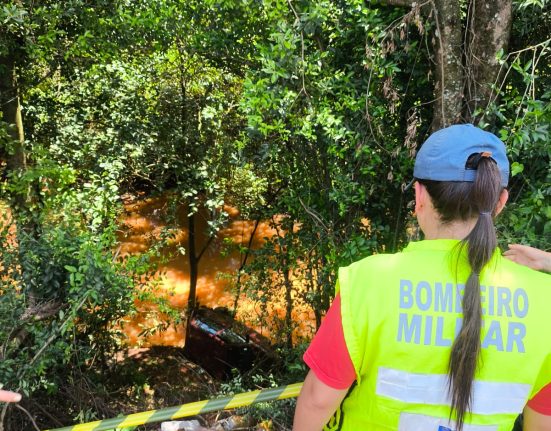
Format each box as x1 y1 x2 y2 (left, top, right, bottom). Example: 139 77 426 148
183 306 277 379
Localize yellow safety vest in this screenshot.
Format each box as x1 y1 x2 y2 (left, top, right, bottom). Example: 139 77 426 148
325 239 551 431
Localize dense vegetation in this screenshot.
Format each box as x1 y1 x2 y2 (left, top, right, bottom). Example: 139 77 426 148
0 0 549 429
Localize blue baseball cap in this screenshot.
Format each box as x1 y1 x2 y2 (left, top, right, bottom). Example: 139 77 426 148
413 124 509 187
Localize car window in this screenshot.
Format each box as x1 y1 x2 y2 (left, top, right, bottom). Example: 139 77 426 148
195 319 221 336
219 329 247 344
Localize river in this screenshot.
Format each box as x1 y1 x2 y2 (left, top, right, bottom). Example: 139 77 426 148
118 194 316 347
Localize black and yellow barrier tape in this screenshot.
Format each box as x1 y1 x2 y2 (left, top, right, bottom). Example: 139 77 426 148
45 382 303 431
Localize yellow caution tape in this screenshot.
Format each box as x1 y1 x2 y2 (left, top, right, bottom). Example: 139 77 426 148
44 382 303 431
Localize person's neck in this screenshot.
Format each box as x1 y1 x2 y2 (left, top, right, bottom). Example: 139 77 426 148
422 218 477 240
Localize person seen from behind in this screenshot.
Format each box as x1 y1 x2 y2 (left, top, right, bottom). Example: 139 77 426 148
293 124 551 431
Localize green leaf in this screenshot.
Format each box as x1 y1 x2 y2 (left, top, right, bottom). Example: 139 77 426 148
511 162 524 176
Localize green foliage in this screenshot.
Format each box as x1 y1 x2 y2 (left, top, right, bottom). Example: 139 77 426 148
26 61 159 197
219 369 298 428
484 11 551 249
237 0 432 332
0 214 137 395
0 0 550 428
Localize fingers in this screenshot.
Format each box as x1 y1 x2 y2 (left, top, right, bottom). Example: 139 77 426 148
503 245 520 261
503 244 551 272
503 244 532 267
502 251 518 262
506 244 532 252
0 390 21 403
503 244 533 260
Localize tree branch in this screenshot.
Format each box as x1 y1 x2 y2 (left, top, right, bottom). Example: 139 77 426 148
14 404 40 431
369 0 416 6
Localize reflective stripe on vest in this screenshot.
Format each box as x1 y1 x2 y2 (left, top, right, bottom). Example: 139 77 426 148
398 412 498 431
376 367 530 415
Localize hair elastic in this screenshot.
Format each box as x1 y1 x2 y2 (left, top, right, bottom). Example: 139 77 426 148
479 211 491 216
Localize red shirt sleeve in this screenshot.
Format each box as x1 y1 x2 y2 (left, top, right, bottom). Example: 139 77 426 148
528 383 551 415
303 293 356 390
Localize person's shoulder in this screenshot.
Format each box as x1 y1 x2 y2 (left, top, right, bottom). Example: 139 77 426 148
344 250 404 272
498 255 551 295
500 255 551 281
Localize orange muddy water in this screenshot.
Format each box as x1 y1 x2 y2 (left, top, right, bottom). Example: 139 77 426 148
119 195 316 347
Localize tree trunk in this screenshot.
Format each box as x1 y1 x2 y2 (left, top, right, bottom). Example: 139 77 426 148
232 217 261 315
184 209 198 342
0 53 41 299
187 211 198 314
377 0 511 130
282 225 295 349
0 55 27 195
431 0 464 130
284 264 294 349
464 0 513 122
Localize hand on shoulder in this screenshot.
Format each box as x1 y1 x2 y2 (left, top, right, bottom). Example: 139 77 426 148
503 244 551 273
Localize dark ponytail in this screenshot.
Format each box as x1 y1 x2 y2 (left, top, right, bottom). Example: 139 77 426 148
419 157 503 431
